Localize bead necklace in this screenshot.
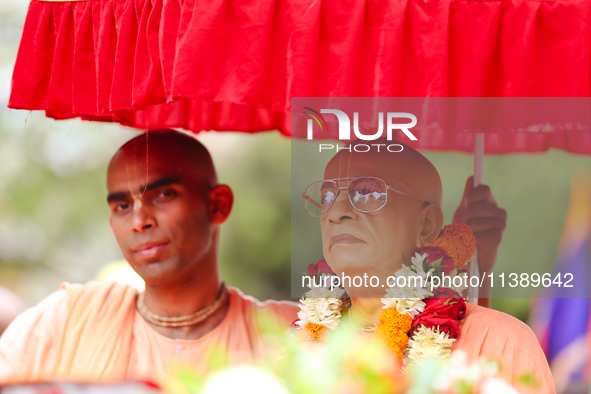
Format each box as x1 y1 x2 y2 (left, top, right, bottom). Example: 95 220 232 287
137 283 229 328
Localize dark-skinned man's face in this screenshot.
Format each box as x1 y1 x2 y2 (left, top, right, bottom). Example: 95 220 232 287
106 139 216 286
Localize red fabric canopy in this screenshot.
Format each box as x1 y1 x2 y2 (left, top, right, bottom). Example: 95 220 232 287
8 0 591 153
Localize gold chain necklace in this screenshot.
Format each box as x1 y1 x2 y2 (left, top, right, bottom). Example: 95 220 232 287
137 283 229 327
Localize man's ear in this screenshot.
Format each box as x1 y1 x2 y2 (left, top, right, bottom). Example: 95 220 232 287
208 184 234 224
418 203 444 246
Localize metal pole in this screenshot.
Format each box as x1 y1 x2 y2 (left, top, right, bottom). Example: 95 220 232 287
468 133 485 303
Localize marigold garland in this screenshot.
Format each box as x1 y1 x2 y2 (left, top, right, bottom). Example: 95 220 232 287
375 309 413 360
296 323 329 342
378 308 413 331
427 223 476 270
375 329 406 360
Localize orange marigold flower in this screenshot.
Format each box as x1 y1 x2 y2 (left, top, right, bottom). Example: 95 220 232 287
296 323 329 342
378 308 413 332
392 348 404 361
375 325 409 357
428 223 476 270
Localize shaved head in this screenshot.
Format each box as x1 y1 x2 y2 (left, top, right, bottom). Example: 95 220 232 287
108 129 218 193
325 139 443 206
106 129 233 287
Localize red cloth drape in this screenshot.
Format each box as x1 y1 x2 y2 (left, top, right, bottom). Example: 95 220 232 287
8 0 591 152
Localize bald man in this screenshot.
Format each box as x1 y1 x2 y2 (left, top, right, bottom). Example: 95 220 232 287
0 130 298 384
313 139 554 392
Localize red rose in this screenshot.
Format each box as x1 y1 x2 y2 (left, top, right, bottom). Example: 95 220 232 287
412 288 466 338
423 288 466 321
416 246 444 262
412 314 461 338
415 246 454 275
432 287 462 300
308 259 335 276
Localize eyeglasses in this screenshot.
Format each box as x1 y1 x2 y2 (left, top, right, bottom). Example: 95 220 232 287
302 176 430 217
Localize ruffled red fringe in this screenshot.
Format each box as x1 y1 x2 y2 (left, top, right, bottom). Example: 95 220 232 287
8 0 591 153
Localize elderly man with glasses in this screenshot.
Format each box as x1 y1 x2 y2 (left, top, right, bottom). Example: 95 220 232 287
301 138 554 393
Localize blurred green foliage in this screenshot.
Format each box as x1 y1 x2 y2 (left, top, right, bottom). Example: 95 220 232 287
215 134 292 300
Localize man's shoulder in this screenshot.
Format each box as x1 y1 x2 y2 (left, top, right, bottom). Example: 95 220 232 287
458 304 555 392
60 279 138 295
0 280 127 342
0 287 69 382
53 280 139 338
462 303 535 339
60 279 138 307
228 287 299 326
2 287 68 336
463 302 520 324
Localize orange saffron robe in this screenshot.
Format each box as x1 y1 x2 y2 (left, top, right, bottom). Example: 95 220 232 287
0 281 554 393
453 303 555 393
0 281 298 384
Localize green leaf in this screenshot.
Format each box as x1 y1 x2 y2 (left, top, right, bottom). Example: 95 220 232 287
517 373 540 388
175 369 204 393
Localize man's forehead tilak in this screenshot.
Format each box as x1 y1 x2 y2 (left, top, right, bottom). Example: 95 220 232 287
124 153 148 203
109 148 182 210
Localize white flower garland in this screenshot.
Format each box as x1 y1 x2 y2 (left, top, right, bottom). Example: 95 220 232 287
297 252 470 367
296 298 342 330
407 326 455 365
